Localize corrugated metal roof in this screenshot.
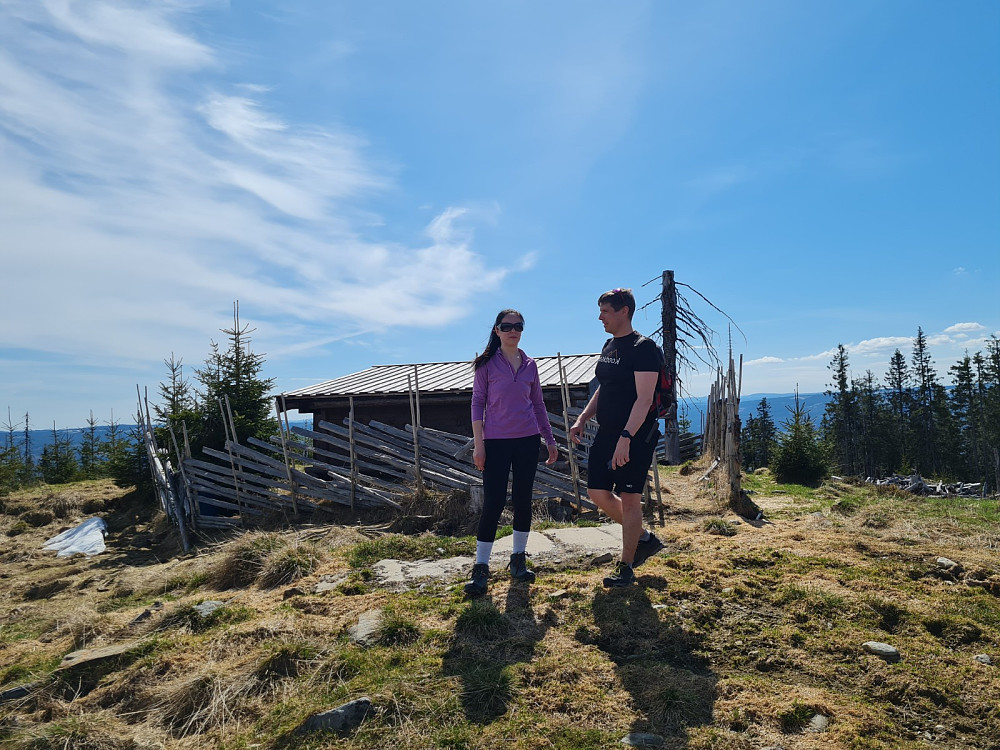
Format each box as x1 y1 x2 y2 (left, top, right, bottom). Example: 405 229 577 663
281 353 600 398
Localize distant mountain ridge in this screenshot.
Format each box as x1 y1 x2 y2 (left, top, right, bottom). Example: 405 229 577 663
678 392 831 434
11 394 831 460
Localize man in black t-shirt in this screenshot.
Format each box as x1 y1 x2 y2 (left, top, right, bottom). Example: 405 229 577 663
570 288 665 587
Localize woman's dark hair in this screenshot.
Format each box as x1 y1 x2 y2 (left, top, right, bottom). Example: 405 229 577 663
473 309 523 370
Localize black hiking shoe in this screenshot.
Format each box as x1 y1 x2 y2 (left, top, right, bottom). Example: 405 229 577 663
464 563 490 597
508 552 536 584
603 561 635 588
633 532 665 568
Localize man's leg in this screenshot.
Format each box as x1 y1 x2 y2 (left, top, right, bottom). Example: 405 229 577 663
619 491 643 566
588 488 642 565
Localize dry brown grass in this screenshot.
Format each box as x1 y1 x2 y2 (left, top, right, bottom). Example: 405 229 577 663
1 469 998 749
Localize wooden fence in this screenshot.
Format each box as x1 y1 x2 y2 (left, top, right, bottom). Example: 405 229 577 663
140 389 701 537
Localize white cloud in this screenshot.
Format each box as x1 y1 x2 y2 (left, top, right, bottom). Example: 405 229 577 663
943 322 986 335
850 336 913 357
0 1 506 371
746 356 784 365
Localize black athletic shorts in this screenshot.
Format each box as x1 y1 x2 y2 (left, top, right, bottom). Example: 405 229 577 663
587 424 660 495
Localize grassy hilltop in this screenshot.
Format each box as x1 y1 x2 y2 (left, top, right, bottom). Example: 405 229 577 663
1 463 998 750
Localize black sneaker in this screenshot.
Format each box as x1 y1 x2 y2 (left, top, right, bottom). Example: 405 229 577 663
603 561 635 588
464 563 490 597
633 532 665 568
508 552 536 584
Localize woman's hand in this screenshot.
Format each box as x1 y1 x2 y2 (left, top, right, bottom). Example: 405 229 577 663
473 441 486 471
545 444 559 465
568 422 584 445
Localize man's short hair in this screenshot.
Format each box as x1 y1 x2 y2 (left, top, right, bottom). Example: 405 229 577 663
598 288 635 319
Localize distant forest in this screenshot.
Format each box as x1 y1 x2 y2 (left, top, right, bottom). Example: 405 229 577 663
742 328 1000 490
4 325 998 496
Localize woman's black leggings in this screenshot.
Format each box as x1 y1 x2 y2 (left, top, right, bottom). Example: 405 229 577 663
477 434 540 543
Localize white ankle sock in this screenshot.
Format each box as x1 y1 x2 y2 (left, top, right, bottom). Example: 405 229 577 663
639 529 650 542
512 530 529 554
476 541 493 565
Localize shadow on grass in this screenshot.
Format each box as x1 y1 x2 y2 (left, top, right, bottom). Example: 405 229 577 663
440 581 550 725
584 576 717 740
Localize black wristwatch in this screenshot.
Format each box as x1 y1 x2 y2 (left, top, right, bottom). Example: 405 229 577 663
620 429 632 440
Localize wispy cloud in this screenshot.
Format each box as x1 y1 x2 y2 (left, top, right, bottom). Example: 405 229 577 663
0 0 507 371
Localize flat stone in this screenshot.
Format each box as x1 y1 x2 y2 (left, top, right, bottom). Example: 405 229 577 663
937 557 960 571
348 610 382 647
296 697 372 734
862 641 901 663
57 642 136 671
372 556 473 589
974 654 992 665
620 732 664 747
193 600 225 618
548 589 568 599
314 575 348 593
591 552 614 566
490 533 556 559
545 525 622 554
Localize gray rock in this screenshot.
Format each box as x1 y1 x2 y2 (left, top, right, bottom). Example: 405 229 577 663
57 642 137 671
548 589 568 600
314 575 348 594
620 732 664 747
974 654 992 665
193 600 225 618
862 641 901 663
936 556 960 571
296 697 373 734
282 587 305 600
348 610 382 646
806 713 830 732
591 552 614 566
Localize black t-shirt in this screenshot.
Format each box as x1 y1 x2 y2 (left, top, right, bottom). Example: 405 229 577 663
595 331 661 436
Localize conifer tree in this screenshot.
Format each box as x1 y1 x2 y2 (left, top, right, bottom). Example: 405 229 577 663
78 411 104 480
22 411 36 484
741 397 777 471
883 349 910 471
909 328 943 475
772 389 827 485
1 409 25 494
192 302 278 454
154 353 199 462
823 344 860 475
38 422 79 484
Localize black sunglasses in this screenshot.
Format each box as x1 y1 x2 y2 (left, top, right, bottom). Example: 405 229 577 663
497 322 524 332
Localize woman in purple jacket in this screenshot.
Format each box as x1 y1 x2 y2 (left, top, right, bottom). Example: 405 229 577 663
466 309 558 596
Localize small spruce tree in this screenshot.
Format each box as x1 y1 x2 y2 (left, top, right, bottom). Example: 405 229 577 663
772 390 827 485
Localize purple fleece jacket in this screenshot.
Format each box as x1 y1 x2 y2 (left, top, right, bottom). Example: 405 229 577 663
471 350 556 445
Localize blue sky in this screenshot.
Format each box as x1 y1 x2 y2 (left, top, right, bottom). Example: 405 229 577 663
1 0 998 430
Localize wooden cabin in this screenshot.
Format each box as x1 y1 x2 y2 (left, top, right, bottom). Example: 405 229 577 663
278 354 600 436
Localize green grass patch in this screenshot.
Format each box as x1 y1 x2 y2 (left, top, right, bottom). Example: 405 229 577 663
703 518 737 536
454 600 509 640
346 533 475 569
778 699 815 732
165 602 256 633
